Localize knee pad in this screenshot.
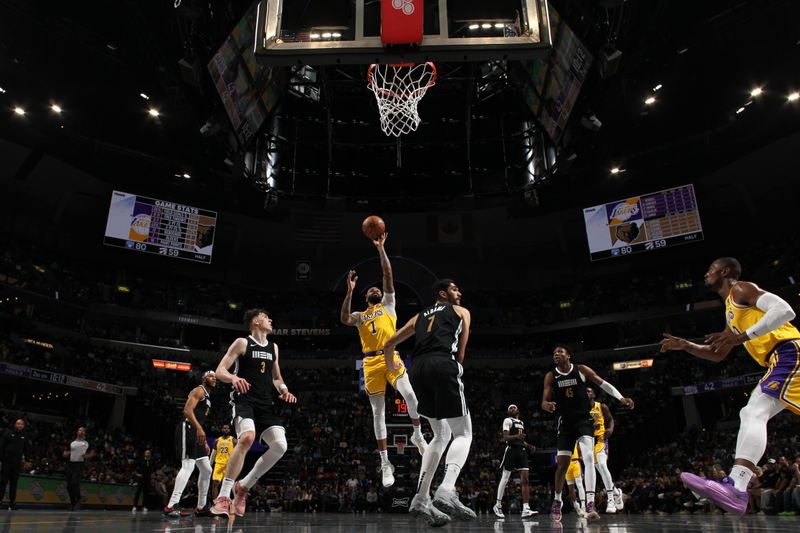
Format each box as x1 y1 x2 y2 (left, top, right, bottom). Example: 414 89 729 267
262 427 288 455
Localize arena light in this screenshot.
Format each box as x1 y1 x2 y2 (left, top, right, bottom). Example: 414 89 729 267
750 87 763 97
310 33 321 39
332 32 342 38
140 93 150 100
51 104 62 114
610 166 622 174
0 86 6 93
494 23 505 29
788 92 800 102
653 83 663 91
736 106 745 114
13 106 25 116
321 32 332 38
644 96 656 105
468 24 479 30
182 172 191 179
481 23 492 29
148 107 160 117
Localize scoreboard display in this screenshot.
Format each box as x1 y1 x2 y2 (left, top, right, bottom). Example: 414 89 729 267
103 191 217 264
583 184 703 261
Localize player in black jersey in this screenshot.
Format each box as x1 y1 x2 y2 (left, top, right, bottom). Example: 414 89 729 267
541 345 633 522
210 309 297 519
164 371 216 517
493 404 537 519
383 279 475 526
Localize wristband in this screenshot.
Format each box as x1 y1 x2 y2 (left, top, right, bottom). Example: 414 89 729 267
278 384 288 393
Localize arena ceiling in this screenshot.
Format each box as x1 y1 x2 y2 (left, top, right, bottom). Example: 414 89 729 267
0 0 798 216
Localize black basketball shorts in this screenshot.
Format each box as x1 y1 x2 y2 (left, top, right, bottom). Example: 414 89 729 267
556 415 595 454
408 354 468 420
231 397 283 441
500 446 529 471
175 421 207 460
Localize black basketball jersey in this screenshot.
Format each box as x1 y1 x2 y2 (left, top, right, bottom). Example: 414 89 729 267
552 364 592 419
412 302 464 358
504 417 525 448
233 335 276 405
187 385 211 427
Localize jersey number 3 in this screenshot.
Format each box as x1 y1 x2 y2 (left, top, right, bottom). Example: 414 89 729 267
260 361 267 374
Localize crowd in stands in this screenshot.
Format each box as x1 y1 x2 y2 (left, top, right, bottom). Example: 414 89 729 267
1 236 800 514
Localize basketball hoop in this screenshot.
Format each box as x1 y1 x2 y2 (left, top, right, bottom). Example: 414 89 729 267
367 61 437 137
396 442 406 455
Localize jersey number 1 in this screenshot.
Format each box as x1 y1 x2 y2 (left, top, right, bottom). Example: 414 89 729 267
368 321 377 335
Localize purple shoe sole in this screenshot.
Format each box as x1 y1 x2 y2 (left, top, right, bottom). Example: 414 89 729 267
680 472 747 515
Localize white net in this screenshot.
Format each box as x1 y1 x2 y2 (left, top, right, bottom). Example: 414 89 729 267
367 62 437 137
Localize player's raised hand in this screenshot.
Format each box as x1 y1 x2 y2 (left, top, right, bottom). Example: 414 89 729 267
541 401 556 413
373 232 388 248
279 390 297 403
347 270 358 293
659 333 689 352
620 397 635 409
232 376 251 394
386 355 399 371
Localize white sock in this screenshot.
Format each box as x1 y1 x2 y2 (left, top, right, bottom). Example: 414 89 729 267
195 457 212 509
554 492 562 503
379 450 389 465
219 477 235 499
730 465 754 492
439 463 461 492
523 502 530 510
168 458 196 508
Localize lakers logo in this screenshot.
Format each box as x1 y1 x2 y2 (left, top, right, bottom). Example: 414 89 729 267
609 201 639 223
767 381 780 391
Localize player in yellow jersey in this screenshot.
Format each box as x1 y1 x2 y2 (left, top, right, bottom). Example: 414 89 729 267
210 424 236 499
564 445 587 518
661 257 799 515
340 232 428 488
586 388 623 513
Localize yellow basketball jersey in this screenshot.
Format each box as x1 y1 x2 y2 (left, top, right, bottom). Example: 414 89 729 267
725 290 800 367
356 303 397 354
590 401 605 438
214 436 234 465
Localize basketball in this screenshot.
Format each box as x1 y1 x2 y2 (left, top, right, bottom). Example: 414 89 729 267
362 215 386 240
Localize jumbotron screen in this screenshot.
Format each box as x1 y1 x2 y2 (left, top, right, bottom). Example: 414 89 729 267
103 191 217 264
583 184 704 261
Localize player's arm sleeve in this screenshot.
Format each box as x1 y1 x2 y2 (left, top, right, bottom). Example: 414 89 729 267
746 292 796 339
381 292 396 317
502 418 512 432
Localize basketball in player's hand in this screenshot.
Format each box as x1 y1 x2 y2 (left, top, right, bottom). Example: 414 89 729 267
362 215 386 240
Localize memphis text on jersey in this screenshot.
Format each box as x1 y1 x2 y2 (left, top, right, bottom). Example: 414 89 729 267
558 378 578 388
251 350 273 361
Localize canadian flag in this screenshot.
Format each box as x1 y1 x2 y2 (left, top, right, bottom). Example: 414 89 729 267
381 0 423 45
427 214 474 243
